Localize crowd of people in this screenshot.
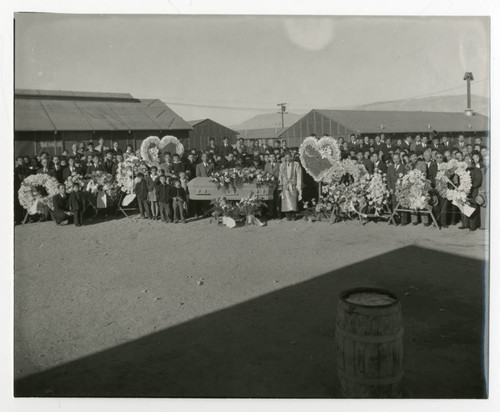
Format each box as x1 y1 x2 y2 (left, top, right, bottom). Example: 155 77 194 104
14 132 488 230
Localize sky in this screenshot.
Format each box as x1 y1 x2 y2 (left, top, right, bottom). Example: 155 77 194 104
14 14 490 127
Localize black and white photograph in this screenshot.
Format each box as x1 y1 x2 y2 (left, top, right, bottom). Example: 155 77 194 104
4 0 498 408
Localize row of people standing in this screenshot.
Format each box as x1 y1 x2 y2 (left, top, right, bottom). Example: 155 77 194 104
385 149 485 231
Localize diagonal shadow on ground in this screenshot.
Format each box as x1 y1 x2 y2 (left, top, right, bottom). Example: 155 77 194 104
14 245 487 398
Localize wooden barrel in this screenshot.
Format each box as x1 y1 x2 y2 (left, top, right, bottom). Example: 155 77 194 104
335 287 404 398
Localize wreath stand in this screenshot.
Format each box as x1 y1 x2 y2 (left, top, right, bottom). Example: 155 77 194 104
115 192 139 218
389 202 440 229
359 203 393 226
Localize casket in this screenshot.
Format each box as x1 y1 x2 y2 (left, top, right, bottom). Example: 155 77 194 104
187 177 275 200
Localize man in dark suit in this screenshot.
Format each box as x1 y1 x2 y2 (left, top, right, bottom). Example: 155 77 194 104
207 138 219 156
37 158 53 175
454 134 467 151
386 153 408 225
235 138 247 155
441 135 453 152
220 153 236 169
410 135 425 156
220 136 233 157
371 153 387 174
103 151 115 174
195 153 214 215
430 152 448 228
353 137 364 153
264 153 281 218
15 157 29 183
112 154 124 177
431 137 444 154
196 153 215 177
373 135 383 152
400 135 412 152
52 184 71 225
84 142 97 159
361 151 374 174
63 157 79 181
381 138 395 163
111 141 123 156
68 184 86 226
185 153 197 180
422 150 436 184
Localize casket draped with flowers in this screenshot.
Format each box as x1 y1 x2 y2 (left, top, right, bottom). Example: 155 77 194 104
188 177 275 200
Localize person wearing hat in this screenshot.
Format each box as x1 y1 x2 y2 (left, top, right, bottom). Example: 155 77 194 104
278 150 302 221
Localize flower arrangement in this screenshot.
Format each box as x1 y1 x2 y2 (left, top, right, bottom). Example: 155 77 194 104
237 194 266 223
64 174 86 193
322 159 367 184
116 157 149 194
395 169 432 210
210 196 240 220
316 177 368 222
140 136 162 167
435 161 471 204
160 135 185 156
210 167 277 191
18 174 60 215
86 171 120 201
365 172 390 214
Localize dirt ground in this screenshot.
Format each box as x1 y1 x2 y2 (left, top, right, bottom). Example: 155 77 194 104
13 215 488 398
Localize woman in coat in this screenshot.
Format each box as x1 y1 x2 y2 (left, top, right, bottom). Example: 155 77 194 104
278 151 303 221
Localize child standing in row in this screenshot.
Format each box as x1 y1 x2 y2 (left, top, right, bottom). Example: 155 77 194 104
134 172 150 219
170 178 187 224
155 175 173 223
147 166 159 220
69 184 86 227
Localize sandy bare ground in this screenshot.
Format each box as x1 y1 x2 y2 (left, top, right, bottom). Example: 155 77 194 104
14 216 488 398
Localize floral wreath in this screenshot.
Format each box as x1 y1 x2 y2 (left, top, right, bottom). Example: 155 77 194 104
140 136 162 167
435 160 471 204
18 174 60 215
160 135 184 156
365 172 390 214
323 158 367 184
299 136 341 182
65 174 86 193
395 169 431 210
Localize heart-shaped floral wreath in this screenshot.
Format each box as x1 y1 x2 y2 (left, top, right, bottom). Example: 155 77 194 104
140 135 185 167
298 136 341 182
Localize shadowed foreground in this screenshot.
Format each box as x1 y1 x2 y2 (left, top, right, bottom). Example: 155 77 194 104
15 245 486 398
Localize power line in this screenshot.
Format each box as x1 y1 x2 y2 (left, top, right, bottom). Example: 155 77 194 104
155 77 490 112
392 77 489 101
158 100 278 112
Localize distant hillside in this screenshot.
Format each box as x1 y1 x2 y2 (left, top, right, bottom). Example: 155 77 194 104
231 112 303 130
355 94 489 116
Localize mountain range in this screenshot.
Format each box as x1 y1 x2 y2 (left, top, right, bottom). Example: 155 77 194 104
230 94 488 130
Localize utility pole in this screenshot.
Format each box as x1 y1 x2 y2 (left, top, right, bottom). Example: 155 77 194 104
463 72 474 116
277 103 287 129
